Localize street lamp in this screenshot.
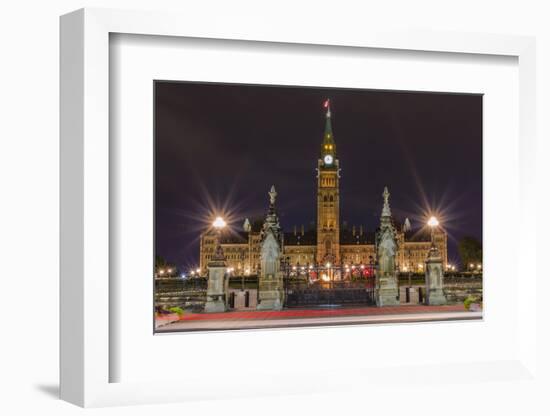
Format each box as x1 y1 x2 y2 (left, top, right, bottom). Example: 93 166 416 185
212 216 226 229
211 216 227 263
427 216 439 249
427 216 439 227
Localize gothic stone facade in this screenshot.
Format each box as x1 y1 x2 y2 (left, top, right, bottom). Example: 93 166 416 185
199 102 447 275
199 225 447 275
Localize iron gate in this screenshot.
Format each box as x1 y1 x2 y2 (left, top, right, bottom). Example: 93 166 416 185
284 279 376 308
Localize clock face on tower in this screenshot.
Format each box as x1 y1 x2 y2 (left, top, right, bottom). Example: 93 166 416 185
324 155 333 165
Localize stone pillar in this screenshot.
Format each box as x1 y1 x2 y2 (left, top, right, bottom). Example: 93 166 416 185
424 245 446 305
257 186 284 311
257 232 284 310
205 240 227 313
375 187 400 306
376 271 399 306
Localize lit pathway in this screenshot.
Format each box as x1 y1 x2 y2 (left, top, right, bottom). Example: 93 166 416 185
157 304 481 332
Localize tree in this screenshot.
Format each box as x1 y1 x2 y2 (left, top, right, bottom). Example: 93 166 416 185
155 255 168 269
458 237 482 270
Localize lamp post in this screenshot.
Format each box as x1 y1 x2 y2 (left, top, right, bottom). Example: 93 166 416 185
425 215 446 305
427 216 439 249
212 216 226 256
407 249 412 287
240 249 245 291
204 216 228 313
211 216 227 290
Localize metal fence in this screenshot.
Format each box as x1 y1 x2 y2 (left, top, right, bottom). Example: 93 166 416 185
284 278 376 307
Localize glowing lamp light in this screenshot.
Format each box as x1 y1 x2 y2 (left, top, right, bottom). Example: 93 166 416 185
212 216 227 229
325 262 331 268
427 216 439 228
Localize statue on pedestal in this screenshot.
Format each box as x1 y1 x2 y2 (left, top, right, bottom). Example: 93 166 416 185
375 187 400 306
257 185 284 310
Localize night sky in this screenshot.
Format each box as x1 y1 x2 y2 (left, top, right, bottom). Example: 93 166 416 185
155 81 482 272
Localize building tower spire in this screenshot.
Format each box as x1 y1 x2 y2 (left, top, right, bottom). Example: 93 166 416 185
316 99 340 266
321 99 336 157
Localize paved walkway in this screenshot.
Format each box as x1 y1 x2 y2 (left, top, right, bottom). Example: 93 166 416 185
156 304 481 332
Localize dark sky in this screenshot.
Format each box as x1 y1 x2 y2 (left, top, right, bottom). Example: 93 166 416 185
155 81 482 272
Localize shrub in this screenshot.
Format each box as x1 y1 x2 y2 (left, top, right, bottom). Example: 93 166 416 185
168 306 185 316
463 295 477 310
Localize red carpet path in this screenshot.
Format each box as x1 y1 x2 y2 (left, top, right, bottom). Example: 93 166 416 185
165 304 467 322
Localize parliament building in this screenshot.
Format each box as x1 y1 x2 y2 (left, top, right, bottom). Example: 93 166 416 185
199 102 447 277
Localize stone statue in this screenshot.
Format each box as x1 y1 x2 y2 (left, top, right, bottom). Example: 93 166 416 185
269 185 277 205
260 232 280 277
378 229 397 275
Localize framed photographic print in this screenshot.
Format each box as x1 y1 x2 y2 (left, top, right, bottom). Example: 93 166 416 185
153 81 483 334
60 7 538 408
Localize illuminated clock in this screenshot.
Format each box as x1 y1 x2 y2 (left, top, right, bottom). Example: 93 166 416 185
324 155 333 165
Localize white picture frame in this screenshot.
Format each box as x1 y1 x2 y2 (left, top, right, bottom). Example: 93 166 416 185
60 8 537 408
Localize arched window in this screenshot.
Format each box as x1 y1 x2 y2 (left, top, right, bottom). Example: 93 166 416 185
329 195 334 202
323 195 328 202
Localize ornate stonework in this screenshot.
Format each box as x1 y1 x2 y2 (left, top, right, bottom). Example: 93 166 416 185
425 243 447 305
375 187 400 306
257 186 284 310
316 101 340 265
204 231 228 313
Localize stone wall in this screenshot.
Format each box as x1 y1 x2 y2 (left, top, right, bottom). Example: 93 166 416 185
398 276 482 304
443 277 483 303
155 275 483 310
